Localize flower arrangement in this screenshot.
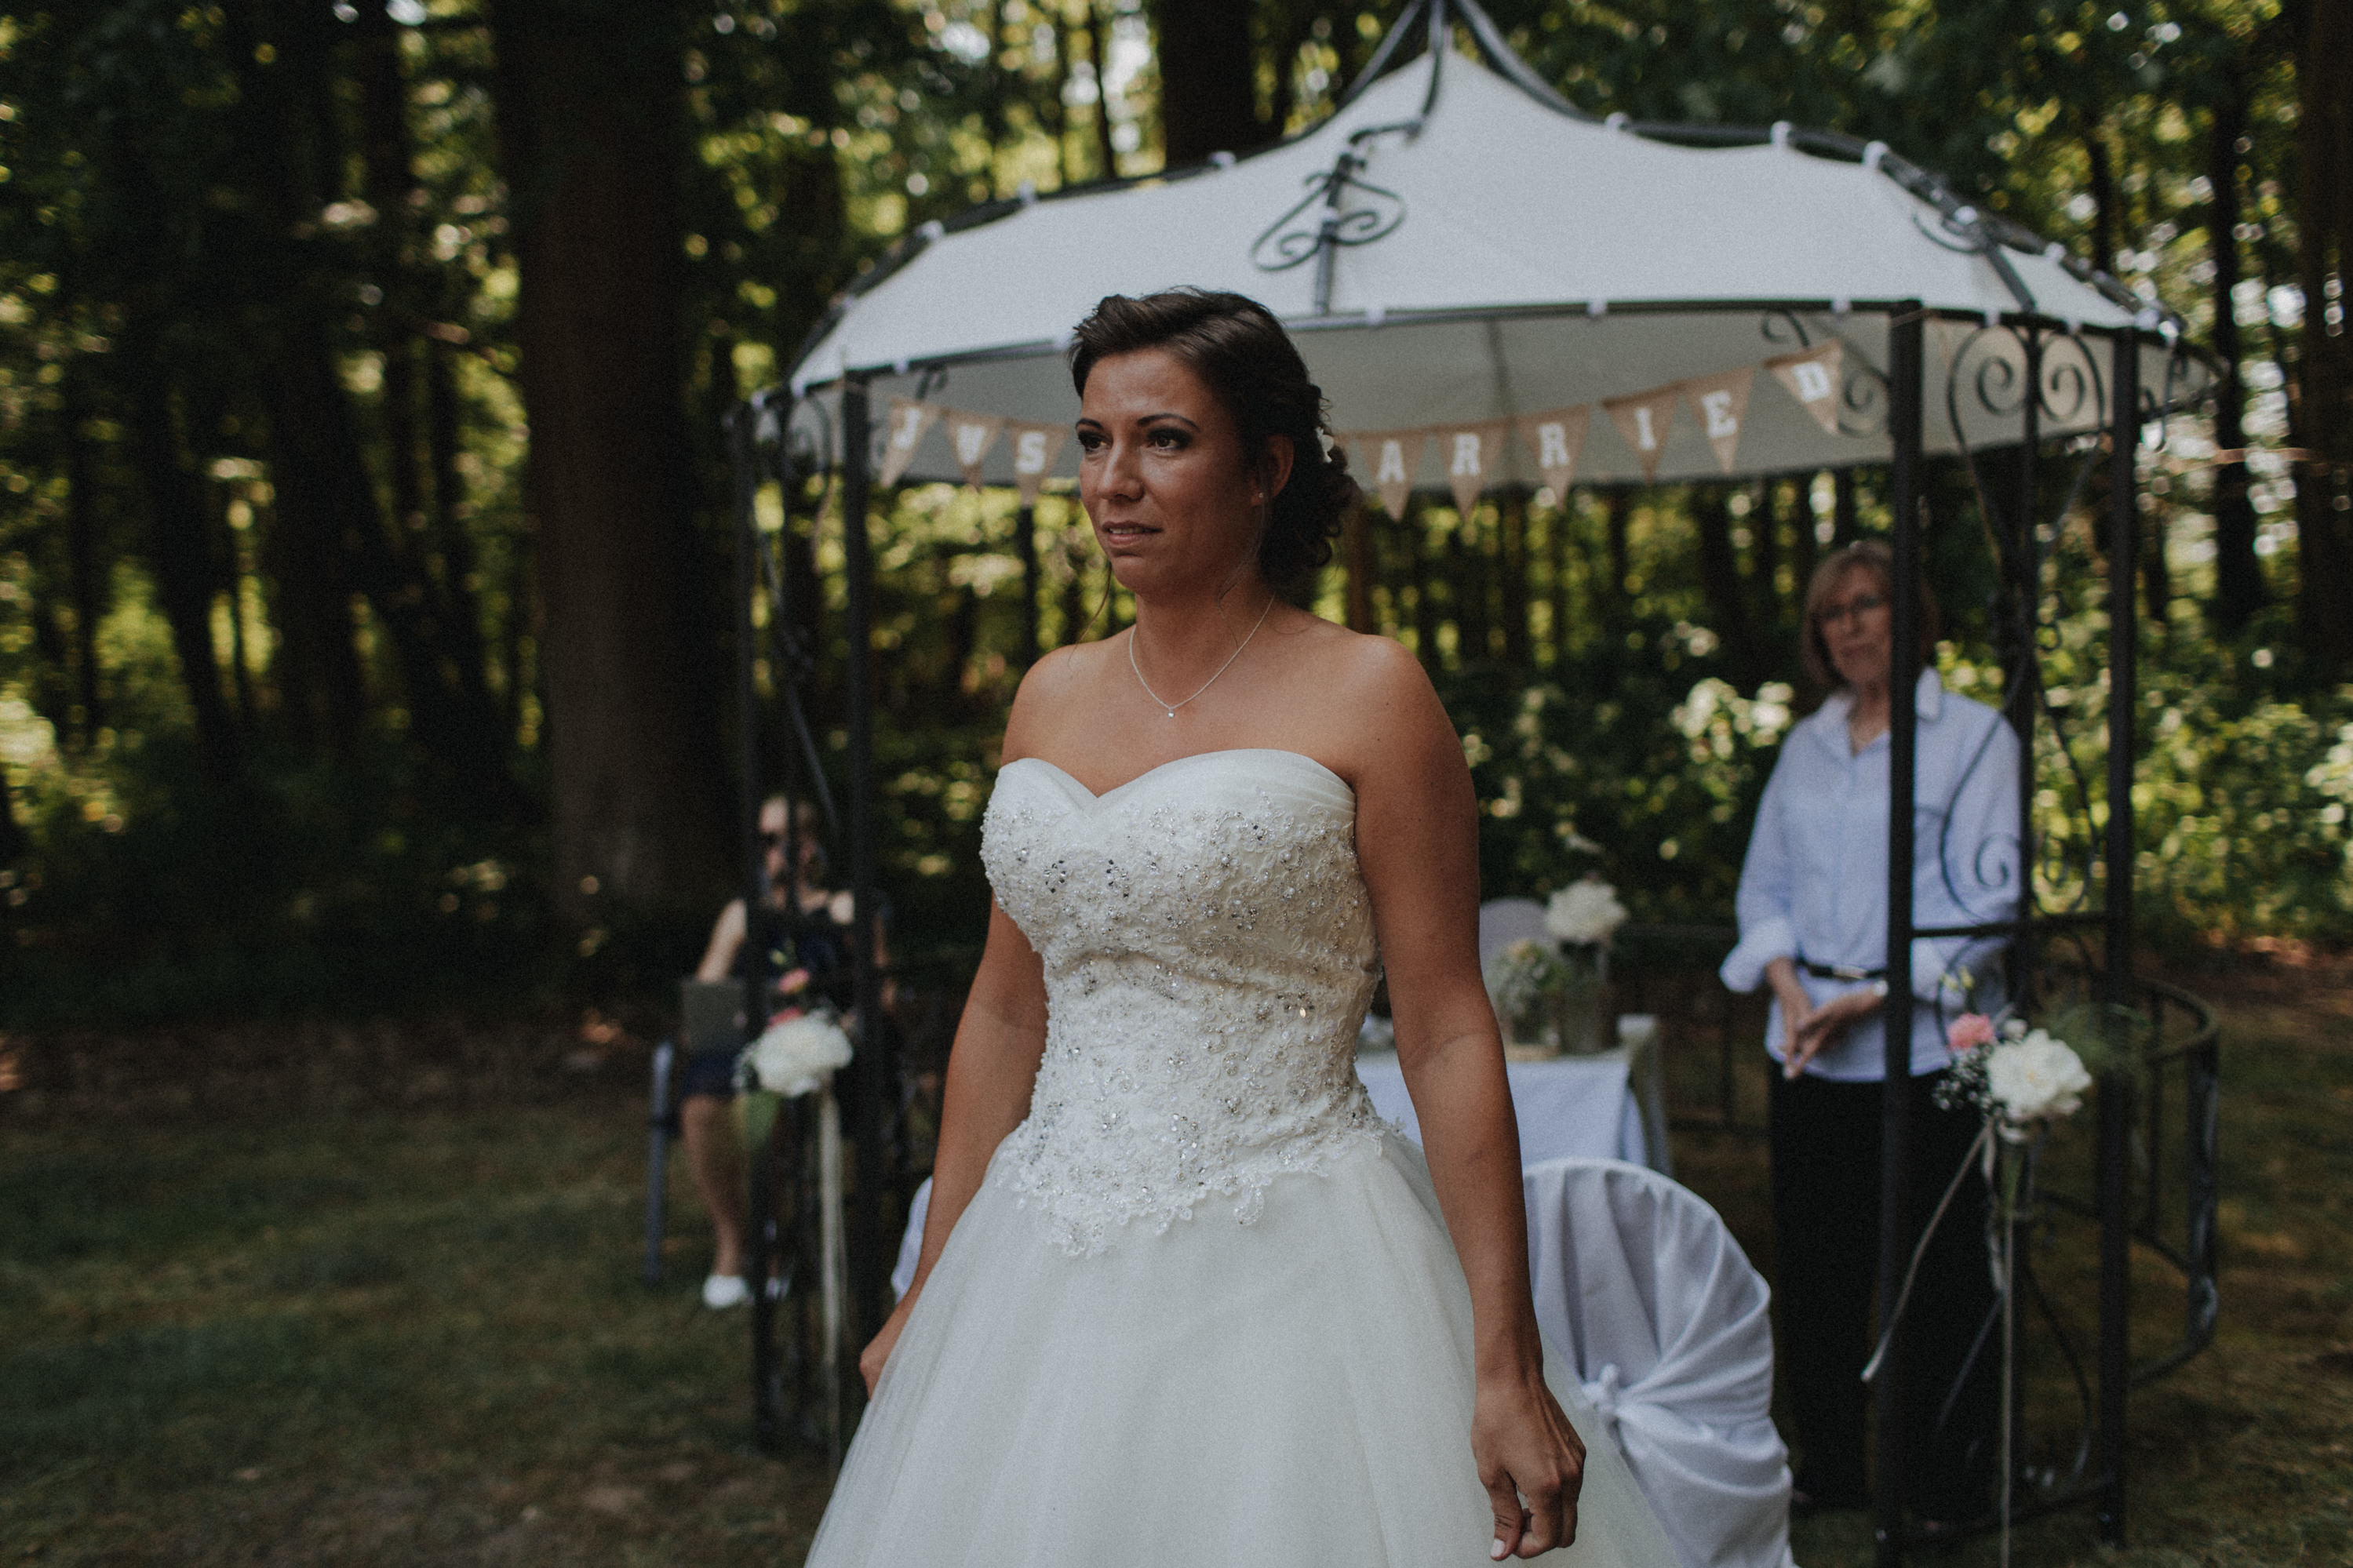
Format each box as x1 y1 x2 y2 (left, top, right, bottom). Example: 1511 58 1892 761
1543 876 1629 947
1482 938 1562 1021
1481 875 1627 1056
1936 1013 2096 1141
742 1009 854 1098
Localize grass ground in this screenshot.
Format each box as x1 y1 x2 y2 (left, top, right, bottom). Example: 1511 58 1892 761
2 951 2347 1566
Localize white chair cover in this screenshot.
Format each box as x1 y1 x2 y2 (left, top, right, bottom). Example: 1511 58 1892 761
1523 1158 1796 1568
1478 897 1551 964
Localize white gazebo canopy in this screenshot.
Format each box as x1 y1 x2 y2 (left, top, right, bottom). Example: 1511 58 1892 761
789 0 2184 489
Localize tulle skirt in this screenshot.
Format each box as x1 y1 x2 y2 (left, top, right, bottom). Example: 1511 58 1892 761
804 1130 1677 1567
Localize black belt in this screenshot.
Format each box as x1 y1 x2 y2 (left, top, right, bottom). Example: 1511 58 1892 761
1798 959 1886 982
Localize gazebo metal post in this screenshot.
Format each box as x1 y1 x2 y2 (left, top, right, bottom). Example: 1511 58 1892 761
1874 302 1926 1567
2012 328 2044 1016
731 400 787 1453
1014 504 1043 666
837 377 893 1399
2096 329 2141 1544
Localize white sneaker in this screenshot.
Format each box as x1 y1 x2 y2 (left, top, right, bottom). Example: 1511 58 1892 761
701 1274 752 1309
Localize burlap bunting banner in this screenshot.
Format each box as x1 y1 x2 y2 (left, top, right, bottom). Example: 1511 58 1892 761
945 412 1005 491
1349 430 1424 518
1765 342 1845 436
1681 366 1755 475
1005 420 1069 506
1604 387 1679 482
1440 422 1511 519
873 337 1867 502
1516 406 1590 497
877 396 942 487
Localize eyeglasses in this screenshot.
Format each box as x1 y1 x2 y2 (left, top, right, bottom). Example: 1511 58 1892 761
1815 591 1888 629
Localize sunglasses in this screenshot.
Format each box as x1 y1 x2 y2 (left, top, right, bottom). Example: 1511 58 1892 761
1815 591 1888 629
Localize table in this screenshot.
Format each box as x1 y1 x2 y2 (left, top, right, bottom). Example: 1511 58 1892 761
1353 1044 1662 1172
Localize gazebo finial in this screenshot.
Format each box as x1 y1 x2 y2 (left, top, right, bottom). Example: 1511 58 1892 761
1334 0 1595 123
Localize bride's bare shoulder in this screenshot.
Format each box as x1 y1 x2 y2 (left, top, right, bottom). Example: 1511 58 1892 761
1001 636 1123 762
1293 619 1437 708
1283 620 1455 772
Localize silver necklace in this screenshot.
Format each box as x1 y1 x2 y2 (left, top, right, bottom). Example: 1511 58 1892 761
1128 595 1276 719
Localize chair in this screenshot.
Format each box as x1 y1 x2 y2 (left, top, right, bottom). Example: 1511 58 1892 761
1523 1158 1796 1568
643 978 750 1283
1477 896 1551 965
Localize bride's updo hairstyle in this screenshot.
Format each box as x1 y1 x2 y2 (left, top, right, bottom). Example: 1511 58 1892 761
1069 289 1360 595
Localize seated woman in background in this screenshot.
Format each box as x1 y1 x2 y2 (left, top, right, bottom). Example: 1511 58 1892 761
683 795 860 1309
1719 540 2020 1525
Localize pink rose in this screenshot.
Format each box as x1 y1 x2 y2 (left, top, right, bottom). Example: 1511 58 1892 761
1947 1013 1997 1053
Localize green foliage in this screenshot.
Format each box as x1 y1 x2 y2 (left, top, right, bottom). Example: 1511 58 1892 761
0 0 2341 1031
1437 628 1793 919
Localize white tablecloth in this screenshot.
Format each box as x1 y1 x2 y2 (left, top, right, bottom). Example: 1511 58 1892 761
1354 1049 1655 1170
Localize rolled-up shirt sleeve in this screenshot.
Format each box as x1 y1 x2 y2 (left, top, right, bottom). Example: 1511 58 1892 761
1721 752 1799 995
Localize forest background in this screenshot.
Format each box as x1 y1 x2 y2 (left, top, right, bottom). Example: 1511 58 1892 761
0 0 2348 1028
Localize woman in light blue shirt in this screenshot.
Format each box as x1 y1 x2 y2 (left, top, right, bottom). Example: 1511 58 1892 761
1721 540 2017 1525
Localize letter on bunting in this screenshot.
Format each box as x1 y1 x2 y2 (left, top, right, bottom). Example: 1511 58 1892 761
1006 421 1069 506
1443 424 1510 519
1348 431 1422 518
1604 389 1679 483
1765 342 1845 436
947 413 1005 491
1517 406 1591 497
878 397 942 486
1681 367 1754 475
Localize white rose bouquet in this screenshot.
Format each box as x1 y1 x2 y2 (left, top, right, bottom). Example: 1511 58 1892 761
1936 1013 2095 1142
742 1009 854 1098
1543 876 1628 948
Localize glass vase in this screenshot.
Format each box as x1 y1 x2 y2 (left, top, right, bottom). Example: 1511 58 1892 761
1548 943 1610 1055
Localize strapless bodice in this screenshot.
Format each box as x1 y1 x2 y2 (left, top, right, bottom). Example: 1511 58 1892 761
979 749 1383 1253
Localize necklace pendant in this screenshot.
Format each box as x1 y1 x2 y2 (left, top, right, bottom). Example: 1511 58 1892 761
1165 709 1177 719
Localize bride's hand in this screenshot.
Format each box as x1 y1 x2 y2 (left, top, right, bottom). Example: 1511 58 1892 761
858 1291 918 1395
1472 1368 1586 1559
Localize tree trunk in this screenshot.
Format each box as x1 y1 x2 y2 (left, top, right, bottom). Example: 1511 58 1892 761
1693 485 1759 682
2205 82 2266 632
1833 467 1859 544
1012 506 1042 664
121 324 242 780
1341 499 1373 632
1499 489 1531 665
1151 0 1266 166
2290 0 2353 673
2083 127 2119 278
1408 501 1437 666
1082 2 1121 180
1604 486 1633 619
62 369 106 742
1547 495 1572 661
1750 478 1782 626
1791 475 1819 600
490 0 729 916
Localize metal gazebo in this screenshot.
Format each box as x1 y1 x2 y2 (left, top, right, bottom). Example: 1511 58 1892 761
735 0 2219 1557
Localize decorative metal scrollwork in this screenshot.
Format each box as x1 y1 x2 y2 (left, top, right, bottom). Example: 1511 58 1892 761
1250 146 1407 275
1758 309 1892 436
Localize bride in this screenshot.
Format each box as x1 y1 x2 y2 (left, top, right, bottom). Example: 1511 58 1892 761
806 289 1674 1566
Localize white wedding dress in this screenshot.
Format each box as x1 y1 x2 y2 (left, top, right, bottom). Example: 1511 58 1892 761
805 750 1677 1567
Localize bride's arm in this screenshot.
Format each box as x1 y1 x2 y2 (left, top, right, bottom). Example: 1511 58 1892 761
1344 640 1583 1562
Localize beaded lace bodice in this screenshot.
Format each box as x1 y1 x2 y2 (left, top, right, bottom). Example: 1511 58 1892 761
980 749 1384 1255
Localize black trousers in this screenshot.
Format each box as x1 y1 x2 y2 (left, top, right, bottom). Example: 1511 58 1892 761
1769 1068 1998 1519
